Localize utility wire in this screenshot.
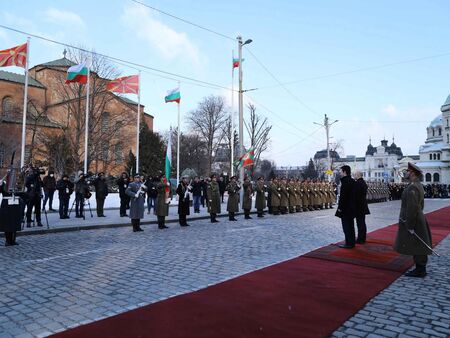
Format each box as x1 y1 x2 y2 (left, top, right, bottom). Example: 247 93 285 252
0 24 232 91
130 0 236 41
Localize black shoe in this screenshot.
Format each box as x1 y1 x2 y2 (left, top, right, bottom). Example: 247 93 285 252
49 208 55 211
26 222 31 228
180 224 190 227
212 219 219 223
338 244 355 249
65 216 70 219
60 216 65 219
245 216 252 219
75 215 82 218
404 269 427 278
231 218 238 221
136 227 144 231
37 222 43 227
100 215 106 217
356 239 366 244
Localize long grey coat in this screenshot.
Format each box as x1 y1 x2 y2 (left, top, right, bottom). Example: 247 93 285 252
125 182 145 220
242 181 253 210
207 181 221 214
226 182 240 212
394 181 432 255
255 182 266 210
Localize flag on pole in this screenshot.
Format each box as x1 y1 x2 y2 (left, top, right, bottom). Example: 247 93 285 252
232 57 244 69
165 129 172 179
165 87 180 103
107 75 139 94
65 62 88 84
0 42 27 68
237 147 255 169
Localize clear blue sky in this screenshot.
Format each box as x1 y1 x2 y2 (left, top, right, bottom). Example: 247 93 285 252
1 0 450 166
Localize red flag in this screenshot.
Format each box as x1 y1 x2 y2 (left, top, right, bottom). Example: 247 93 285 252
107 75 139 94
0 43 27 68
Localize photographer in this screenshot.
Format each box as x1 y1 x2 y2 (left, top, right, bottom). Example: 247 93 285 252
75 173 90 219
125 173 146 232
117 172 130 217
42 170 56 212
176 176 192 227
56 174 74 219
92 172 108 217
24 166 44 227
145 176 158 215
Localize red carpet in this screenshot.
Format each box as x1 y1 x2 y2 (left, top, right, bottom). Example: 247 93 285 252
52 206 450 338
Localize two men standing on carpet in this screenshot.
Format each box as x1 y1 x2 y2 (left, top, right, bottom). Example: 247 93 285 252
335 165 370 249
335 163 433 278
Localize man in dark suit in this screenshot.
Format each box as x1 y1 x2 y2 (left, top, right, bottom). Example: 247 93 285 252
335 165 356 248
354 171 370 244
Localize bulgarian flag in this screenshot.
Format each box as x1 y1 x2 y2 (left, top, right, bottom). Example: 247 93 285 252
65 62 88 84
232 57 244 69
165 87 180 103
165 129 172 179
0 43 27 68
237 147 255 169
107 75 139 94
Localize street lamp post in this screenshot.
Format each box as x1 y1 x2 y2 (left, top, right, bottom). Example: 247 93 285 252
237 36 252 188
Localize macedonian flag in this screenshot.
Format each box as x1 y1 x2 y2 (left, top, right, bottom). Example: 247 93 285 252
107 75 139 94
0 43 27 68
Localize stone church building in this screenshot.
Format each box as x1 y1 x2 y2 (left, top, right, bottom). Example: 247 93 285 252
0 54 153 176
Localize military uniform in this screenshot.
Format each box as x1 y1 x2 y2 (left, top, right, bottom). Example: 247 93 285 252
226 180 240 221
279 180 289 214
207 177 221 222
242 180 253 219
176 180 191 227
156 179 170 229
287 180 296 213
270 180 281 215
255 179 266 217
125 178 146 232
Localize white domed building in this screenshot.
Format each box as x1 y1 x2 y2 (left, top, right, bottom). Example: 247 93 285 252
414 95 450 184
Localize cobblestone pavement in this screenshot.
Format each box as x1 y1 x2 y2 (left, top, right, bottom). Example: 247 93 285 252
0 199 448 337
332 235 450 338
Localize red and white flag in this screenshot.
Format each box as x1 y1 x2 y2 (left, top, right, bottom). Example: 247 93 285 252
0 43 27 68
107 75 139 94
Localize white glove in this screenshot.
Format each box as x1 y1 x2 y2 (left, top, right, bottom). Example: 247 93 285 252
135 193 140 198
408 229 414 234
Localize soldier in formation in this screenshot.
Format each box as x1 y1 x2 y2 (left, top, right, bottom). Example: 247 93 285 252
226 176 240 221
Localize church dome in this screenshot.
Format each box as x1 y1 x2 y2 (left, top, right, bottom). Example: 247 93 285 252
365 143 375 156
429 115 442 128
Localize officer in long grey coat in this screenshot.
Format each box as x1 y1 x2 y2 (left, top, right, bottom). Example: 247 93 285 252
394 163 432 278
125 173 146 232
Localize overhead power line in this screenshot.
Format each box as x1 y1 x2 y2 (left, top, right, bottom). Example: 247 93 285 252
0 24 232 91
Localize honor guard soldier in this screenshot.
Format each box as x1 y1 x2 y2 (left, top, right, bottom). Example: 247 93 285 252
300 180 309 211
242 176 253 219
176 176 192 227
125 173 146 232
395 163 432 278
156 174 171 229
207 174 221 223
287 178 296 213
226 176 240 221
270 177 281 215
279 178 289 214
255 177 266 217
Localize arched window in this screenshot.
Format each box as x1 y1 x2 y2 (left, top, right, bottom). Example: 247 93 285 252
437 153 441 160
432 129 435 136
433 153 437 160
425 173 432 182
115 143 123 164
433 173 440 182
2 96 13 119
101 112 110 133
429 154 432 160
439 128 442 136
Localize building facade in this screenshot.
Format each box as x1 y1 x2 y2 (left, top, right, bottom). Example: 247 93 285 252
0 55 153 176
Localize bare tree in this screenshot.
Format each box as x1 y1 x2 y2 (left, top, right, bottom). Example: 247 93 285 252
187 95 227 175
222 116 238 173
244 103 272 176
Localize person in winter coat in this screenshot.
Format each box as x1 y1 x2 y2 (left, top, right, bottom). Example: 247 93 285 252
176 176 192 226
255 177 266 217
56 174 73 219
226 176 240 221
125 174 146 232
335 165 356 249
207 174 221 223
395 163 432 278
270 178 281 215
192 176 202 213
242 177 253 219
42 170 56 211
145 176 158 215
156 175 171 229
92 172 108 217
117 172 130 217
353 171 370 244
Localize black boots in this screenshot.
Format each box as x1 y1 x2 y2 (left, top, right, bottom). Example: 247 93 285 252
244 210 252 219
229 212 237 221
158 216 168 229
211 214 219 223
404 265 427 278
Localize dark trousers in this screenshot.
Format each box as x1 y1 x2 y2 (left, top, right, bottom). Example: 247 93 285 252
59 197 69 218
120 195 129 216
193 195 201 212
147 196 156 213
201 195 205 207
43 190 55 209
229 212 235 220
75 193 84 217
210 213 217 222
413 255 428 269
4 231 17 245
179 214 187 225
157 216 165 228
257 209 264 217
96 198 105 216
244 209 251 218
356 215 367 242
131 218 141 230
26 196 41 223
220 193 224 203
341 217 356 246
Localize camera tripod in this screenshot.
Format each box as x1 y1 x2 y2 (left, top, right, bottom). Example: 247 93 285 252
68 196 93 220
22 203 50 230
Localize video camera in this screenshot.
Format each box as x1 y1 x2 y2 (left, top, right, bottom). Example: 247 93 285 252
26 165 45 177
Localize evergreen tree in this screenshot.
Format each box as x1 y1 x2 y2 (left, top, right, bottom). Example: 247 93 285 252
303 158 318 180
139 122 165 177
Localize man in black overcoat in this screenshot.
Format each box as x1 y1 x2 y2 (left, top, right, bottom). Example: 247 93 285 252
335 165 356 248
354 170 370 244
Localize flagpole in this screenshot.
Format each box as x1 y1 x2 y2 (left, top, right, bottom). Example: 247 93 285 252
20 37 30 169
176 81 181 188
84 57 91 174
231 50 234 177
136 71 141 173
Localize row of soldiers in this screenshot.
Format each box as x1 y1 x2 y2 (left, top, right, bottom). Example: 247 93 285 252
204 175 337 223
367 182 390 203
